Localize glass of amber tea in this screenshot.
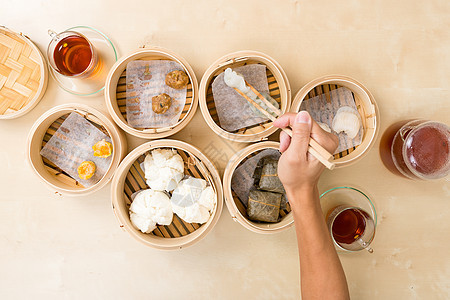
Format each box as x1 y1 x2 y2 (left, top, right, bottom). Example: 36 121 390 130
326 205 375 253
47 29 98 78
390 120 450 180
320 186 377 253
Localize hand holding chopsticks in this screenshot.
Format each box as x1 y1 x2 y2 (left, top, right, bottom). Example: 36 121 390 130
232 81 336 170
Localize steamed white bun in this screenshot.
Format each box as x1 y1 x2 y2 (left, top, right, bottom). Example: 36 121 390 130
129 189 173 233
171 178 216 224
142 149 184 191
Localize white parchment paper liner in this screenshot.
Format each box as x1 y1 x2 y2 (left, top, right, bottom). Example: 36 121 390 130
126 60 187 129
40 112 112 187
300 87 363 154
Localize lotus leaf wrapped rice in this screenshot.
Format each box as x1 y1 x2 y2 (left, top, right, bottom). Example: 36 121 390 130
247 190 281 223
258 158 285 194
280 193 288 211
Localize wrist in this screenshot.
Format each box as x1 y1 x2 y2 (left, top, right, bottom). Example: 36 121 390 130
286 185 319 211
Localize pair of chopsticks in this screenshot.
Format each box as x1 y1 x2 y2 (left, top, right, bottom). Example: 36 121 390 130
232 81 336 170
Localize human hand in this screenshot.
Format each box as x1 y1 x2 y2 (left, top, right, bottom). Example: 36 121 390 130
273 111 339 196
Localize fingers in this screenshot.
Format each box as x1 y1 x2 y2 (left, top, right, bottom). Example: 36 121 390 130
310 119 340 154
310 118 326 134
273 113 298 128
275 111 339 156
279 130 291 153
289 111 312 159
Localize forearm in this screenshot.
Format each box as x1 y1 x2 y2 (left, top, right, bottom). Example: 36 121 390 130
288 187 350 300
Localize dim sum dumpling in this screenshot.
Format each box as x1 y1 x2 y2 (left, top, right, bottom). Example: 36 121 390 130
171 177 216 224
141 149 184 192
129 189 173 233
223 68 279 118
332 106 361 139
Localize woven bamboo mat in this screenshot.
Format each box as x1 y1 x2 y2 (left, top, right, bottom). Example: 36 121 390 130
0 28 41 115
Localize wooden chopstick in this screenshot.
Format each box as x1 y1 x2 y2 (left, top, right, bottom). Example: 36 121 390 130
276 127 335 170
232 84 335 170
245 80 281 116
232 88 275 120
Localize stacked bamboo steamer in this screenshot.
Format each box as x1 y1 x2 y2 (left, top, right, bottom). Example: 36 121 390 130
110 140 223 250
104 46 224 249
222 141 294 233
199 50 291 142
27 103 127 196
199 51 294 234
105 46 198 139
291 75 379 167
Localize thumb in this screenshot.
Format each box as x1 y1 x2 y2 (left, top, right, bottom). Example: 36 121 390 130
289 111 312 157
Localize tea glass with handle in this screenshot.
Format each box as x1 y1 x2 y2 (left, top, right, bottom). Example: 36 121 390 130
47 29 98 78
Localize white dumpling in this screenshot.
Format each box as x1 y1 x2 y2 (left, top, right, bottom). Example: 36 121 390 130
223 68 279 118
198 186 216 211
332 106 361 139
171 178 216 224
224 68 249 93
129 189 173 233
141 149 184 192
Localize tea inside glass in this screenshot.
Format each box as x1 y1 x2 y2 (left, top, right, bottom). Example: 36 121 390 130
47 29 98 78
389 120 450 180
326 205 375 253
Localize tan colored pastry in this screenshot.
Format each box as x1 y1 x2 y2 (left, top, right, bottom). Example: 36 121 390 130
165 70 189 89
152 93 172 114
93 139 113 158
77 161 96 180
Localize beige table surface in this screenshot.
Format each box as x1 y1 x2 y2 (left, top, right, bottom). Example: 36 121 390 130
1 0 449 299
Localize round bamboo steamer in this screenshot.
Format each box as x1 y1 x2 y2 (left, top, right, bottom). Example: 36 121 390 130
27 103 127 196
111 139 224 250
105 46 198 139
223 141 294 234
0 26 48 119
199 51 291 143
291 75 380 168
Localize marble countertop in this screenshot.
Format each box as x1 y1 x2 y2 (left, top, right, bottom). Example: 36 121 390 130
1 0 449 298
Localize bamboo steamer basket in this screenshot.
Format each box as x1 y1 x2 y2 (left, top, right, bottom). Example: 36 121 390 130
27 103 127 196
0 26 48 119
199 51 291 142
105 46 198 139
223 141 293 234
111 139 223 250
291 75 380 168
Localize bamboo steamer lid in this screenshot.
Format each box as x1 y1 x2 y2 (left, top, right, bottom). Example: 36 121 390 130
223 141 294 234
199 51 291 143
105 46 198 139
0 26 48 119
291 75 380 168
111 139 224 250
27 103 127 196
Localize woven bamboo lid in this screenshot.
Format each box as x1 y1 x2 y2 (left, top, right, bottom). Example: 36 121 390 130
199 51 291 143
223 141 294 234
111 139 223 250
291 75 380 168
27 103 127 196
0 26 48 119
105 46 198 139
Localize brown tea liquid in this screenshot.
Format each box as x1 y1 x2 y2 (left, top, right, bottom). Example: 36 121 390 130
332 209 367 244
402 126 449 175
391 122 450 179
53 35 92 76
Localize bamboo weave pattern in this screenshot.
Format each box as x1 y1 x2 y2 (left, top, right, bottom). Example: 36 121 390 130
0 29 41 115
